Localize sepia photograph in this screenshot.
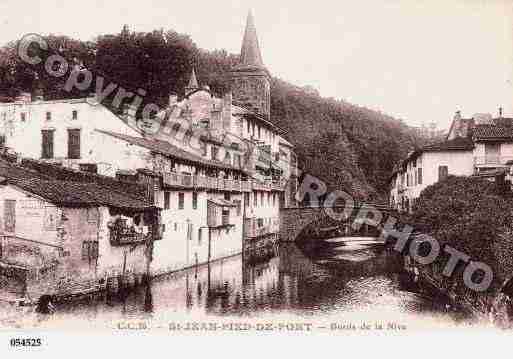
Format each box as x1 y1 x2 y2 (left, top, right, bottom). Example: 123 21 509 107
0 0 512 355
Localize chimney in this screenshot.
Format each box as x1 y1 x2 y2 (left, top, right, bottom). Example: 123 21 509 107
222 91 232 131
453 110 462 138
499 107 503 118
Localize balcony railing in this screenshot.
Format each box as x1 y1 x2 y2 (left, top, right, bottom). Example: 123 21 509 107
474 156 513 166
163 172 251 192
163 172 193 188
162 172 286 193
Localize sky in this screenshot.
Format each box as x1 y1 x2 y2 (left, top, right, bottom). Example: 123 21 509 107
0 0 512 130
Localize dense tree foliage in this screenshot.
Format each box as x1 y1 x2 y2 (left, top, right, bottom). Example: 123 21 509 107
409 175 513 285
0 26 431 200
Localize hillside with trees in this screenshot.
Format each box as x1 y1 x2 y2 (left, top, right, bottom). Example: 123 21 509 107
0 27 431 200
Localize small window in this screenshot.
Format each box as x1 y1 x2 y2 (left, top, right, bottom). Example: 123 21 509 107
418 168 423 185
192 192 198 210
86 208 98 223
81 241 89 260
46 112 51 121
178 193 184 210
72 110 78 120
164 191 170 209
224 152 232 165
20 113 26 122
198 228 202 245
211 146 219 161
235 200 241 216
253 192 258 207
224 192 231 201
438 166 448 182
82 241 99 260
260 192 264 206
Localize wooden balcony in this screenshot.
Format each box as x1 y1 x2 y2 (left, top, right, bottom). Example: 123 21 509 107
251 179 285 192
474 156 513 167
163 172 251 192
162 172 193 188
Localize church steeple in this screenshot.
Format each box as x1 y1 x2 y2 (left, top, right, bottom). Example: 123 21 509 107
240 10 264 68
231 10 271 118
185 67 199 94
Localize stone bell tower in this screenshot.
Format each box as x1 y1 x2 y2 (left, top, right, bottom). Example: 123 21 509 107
231 10 271 119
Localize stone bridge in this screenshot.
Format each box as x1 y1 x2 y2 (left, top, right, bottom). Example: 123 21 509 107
279 204 396 242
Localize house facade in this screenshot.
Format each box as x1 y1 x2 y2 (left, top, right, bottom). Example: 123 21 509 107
0 158 158 300
390 110 512 212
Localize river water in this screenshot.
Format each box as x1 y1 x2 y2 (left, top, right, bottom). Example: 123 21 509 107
1 239 487 330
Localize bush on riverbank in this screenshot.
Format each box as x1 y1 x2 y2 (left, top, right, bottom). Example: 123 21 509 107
409 175 513 289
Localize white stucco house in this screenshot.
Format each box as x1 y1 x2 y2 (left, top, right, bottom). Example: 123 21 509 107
390 110 513 212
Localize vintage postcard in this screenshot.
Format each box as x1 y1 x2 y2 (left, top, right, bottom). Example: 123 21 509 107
0 0 512 355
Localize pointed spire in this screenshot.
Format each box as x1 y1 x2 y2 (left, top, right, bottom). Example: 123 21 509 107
186 67 199 90
240 10 264 67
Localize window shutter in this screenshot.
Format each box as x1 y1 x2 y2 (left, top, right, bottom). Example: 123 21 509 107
68 129 81 159
82 241 90 260
41 130 54 159
438 166 448 181
91 241 99 258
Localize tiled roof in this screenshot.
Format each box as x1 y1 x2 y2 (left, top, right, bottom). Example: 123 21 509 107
422 136 474 151
12 178 153 210
96 130 244 172
390 137 474 181
0 158 152 211
473 125 512 140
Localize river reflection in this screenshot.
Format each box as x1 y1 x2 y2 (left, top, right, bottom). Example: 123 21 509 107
6 241 482 329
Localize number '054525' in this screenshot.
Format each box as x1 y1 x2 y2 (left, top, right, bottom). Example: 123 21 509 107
10 338 42 347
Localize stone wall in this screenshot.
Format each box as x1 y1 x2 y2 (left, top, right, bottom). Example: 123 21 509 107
279 207 326 242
